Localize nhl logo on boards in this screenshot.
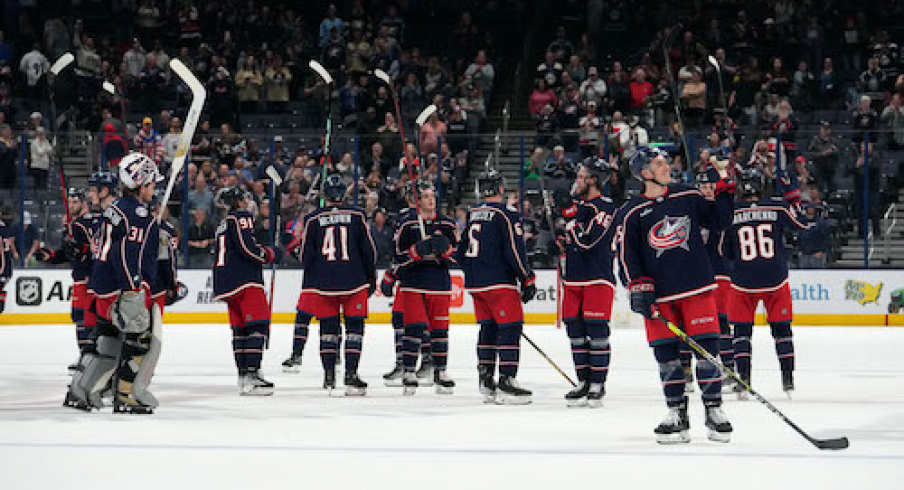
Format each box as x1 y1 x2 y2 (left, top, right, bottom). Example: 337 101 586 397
16 277 42 306
648 215 691 257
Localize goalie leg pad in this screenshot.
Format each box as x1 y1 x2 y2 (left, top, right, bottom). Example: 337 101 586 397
128 304 162 408
112 289 151 334
71 332 122 408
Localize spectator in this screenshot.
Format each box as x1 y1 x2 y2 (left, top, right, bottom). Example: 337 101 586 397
186 207 215 268
680 71 707 127
629 68 655 120
235 56 263 113
566 55 586 85
319 4 346 48
606 61 632 112
376 112 402 163
852 94 879 143
400 73 425 127
535 104 559 147
346 25 372 75
798 203 833 269
265 56 292 113
419 112 447 157
840 17 865 75
75 35 101 76
207 66 237 128
0 123 17 189
281 182 305 223
579 66 606 107
160 117 182 171
536 50 563 89
771 100 798 142
253 200 273 246
790 60 815 110
858 57 888 96
424 56 449 98
370 208 393 267
365 141 389 177
464 50 495 96
138 54 167 114
817 57 842 109
19 42 48 101
548 26 574 60
187 174 215 217
529 79 558 116
123 38 146 79
848 140 883 238
764 57 791 97
459 84 486 131
881 93 904 150
134 117 163 165
29 127 53 190
578 101 602 159
732 57 763 126
792 155 816 189
543 144 575 192
13 211 41 265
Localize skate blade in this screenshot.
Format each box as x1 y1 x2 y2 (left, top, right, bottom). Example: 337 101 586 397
656 431 691 444
566 398 588 408
707 429 731 443
345 387 367 397
481 392 496 404
240 387 275 396
384 379 403 387
402 386 417 396
417 379 435 387
494 393 532 405
784 389 794 400
282 366 301 374
587 398 603 409
434 385 454 395
735 391 749 401
113 403 154 415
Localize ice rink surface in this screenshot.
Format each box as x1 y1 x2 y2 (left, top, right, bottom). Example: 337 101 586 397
1 323 901 489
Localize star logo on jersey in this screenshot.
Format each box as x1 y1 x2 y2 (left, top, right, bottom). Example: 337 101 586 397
648 215 691 257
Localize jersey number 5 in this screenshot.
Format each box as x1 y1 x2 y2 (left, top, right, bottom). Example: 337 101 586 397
738 223 774 261
322 225 350 261
465 223 482 258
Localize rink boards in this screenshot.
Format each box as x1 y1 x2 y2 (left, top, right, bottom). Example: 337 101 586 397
1 269 903 326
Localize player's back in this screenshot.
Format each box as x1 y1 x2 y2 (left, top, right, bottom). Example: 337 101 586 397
213 210 267 297
563 196 616 285
459 202 531 290
728 199 810 290
300 205 376 293
90 196 159 296
68 212 98 282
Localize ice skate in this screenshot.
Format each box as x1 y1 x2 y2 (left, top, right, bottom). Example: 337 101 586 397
416 354 434 387
655 404 690 444
495 375 532 405
344 372 368 396
434 369 455 395
721 373 738 394
683 366 695 393
586 383 605 408
733 376 750 400
402 371 418 396
782 371 794 399
565 380 589 407
323 368 337 391
383 362 405 387
281 353 302 373
705 404 733 443
240 371 274 396
478 365 496 403
62 390 94 412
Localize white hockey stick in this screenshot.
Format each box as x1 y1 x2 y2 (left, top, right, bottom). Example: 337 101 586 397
415 104 437 127
308 60 334 85
157 59 207 223
50 53 74 75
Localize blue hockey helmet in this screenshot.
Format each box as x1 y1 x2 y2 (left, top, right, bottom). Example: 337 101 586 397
216 186 247 210
67 187 87 201
629 146 670 181
88 170 118 190
322 173 347 203
476 168 505 198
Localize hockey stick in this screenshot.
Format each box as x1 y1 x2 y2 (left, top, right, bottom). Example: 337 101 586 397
265 165 283 313
662 318 849 450
374 69 429 239
48 53 74 223
157 59 207 223
309 60 334 208
521 332 576 387
661 23 693 169
536 169 564 330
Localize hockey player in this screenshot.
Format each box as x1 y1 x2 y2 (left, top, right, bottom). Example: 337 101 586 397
290 174 377 395
149 189 178 313
281 219 314 373
35 189 97 354
394 180 458 395
66 153 162 414
556 158 616 408
619 146 734 443
0 214 11 314
212 186 282 396
457 169 537 404
82 171 118 349
725 169 810 397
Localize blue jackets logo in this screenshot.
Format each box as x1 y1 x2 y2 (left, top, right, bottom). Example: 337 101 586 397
16 277 42 306
648 215 691 257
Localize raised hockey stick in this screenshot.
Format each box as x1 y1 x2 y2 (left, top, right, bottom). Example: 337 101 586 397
309 60 334 208
265 165 283 317
536 168 564 330
48 53 74 223
157 59 207 223
374 69 428 239
661 22 693 169
662 319 849 450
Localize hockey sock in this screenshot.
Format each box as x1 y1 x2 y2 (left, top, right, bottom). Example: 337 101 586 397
392 311 404 362
344 318 365 375
586 321 611 385
692 336 723 404
497 323 523 378
565 320 590 382
718 314 734 369
679 346 693 371
319 316 341 371
420 328 432 359
292 311 313 356
770 322 795 373
243 322 269 372
232 325 248 375
72 308 93 352
653 341 688 408
733 323 754 382
401 323 427 372
477 321 499 374
430 328 449 370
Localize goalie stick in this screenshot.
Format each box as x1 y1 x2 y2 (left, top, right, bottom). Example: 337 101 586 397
157 59 207 223
662 318 849 450
309 60 334 208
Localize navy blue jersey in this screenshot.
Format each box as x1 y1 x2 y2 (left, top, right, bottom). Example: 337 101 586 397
89 196 160 297
618 184 733 302
44 212 97 282
299 205 377 293
457 202 534 290
562 195 617 286
0 220 12 285
153 220 178 295
726 199 810 291
213 210 269 299
702 228 731 280
394 213 458 292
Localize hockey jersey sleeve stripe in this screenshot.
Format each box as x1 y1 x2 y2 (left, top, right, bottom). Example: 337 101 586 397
230 216 267 263
493 208 530 280
115 206 138 291
618 201 651 284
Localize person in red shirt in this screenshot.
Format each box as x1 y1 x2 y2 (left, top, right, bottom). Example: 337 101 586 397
629 68 655 110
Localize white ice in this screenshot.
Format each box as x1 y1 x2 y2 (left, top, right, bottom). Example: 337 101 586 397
1 323 901 489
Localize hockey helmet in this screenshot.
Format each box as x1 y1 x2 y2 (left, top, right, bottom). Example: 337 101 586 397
695 167 722 186
119 152 163 190
580 156 613 185
629 146 670 181
738 168 764 198
415 179 435 197
476 169 505 198
67 187 87 201
322 173 347 203
88 170 118 190
216 186 247 210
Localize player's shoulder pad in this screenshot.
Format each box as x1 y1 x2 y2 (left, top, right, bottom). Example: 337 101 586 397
135 205 149 218
104 205 123 226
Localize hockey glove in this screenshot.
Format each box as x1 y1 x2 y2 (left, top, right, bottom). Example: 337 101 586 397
520 275 537 303
380 269 398 297
264 246 284 264
164 288 178 306
428 235 451 257
714 177 735 196
62 239 90 262
412 239 433 260
35 247 55 262
780 176 802 205
0 291 6 313
368 279 377 297
629 278 657 319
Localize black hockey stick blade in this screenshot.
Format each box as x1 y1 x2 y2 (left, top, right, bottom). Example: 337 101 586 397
812 436 850 450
